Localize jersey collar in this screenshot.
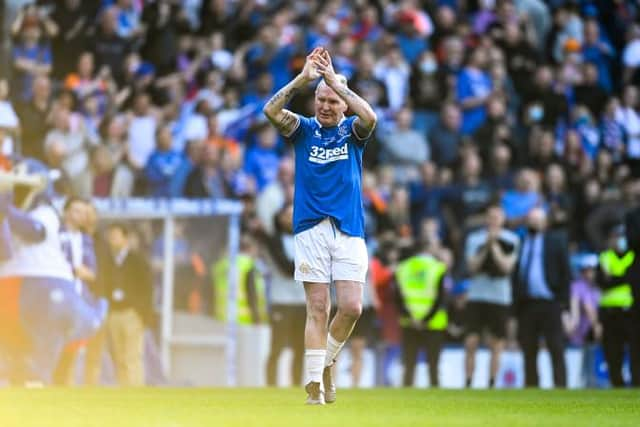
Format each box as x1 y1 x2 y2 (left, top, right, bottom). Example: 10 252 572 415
313 115 346 128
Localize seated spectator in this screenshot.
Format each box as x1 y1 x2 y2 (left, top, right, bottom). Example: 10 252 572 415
600 98 626 163
11 7 52 102
574 63 609 118
374 44 410 111
379 106 429 183
349 50 388 110
486 144 515 192
409 50 447 134
409 162 446 237
144 125 190 198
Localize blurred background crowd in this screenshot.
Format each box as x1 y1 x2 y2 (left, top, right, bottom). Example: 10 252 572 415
1 0 640 388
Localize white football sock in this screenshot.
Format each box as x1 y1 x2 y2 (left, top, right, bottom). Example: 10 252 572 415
305 349 326 384
325 334 345 367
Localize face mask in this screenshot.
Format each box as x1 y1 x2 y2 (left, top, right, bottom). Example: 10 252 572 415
528 105 544 122
617 236 628 252
420 60 437 74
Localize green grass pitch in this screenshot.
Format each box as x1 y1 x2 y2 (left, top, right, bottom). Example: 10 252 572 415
0 388 638 427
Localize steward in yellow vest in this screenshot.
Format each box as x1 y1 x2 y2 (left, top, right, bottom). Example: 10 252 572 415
212 237 268 325
597 225 636 387
394 247 447 387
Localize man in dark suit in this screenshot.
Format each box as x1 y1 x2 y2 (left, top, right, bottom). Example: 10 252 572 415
513 207 570 388
102 223 153 386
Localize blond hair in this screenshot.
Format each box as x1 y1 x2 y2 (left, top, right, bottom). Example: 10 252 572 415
316 74 348 92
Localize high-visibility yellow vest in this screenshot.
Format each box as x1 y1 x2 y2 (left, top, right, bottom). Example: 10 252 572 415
599 250 634 309
395 255 448 330
212 254 268 324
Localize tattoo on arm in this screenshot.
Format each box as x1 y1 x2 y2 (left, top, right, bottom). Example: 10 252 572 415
264 85 300 136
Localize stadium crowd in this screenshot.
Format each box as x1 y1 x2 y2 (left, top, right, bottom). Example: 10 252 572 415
1 0 640 388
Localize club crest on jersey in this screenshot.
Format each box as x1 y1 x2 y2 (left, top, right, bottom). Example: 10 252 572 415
338 125 349 137
308 144 348 164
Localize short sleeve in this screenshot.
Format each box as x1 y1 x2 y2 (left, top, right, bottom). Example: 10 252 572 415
285 114 310 143
350 116 374 144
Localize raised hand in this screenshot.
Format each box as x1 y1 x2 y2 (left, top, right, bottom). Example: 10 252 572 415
301 47 323 83
313 50 339 86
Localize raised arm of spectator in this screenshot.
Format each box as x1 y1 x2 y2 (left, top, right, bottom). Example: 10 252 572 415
489 238 518 275
314 50 377 138
263 47 323 137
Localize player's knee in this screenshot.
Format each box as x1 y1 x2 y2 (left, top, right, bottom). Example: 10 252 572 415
307 299 329 323
338 301 362 322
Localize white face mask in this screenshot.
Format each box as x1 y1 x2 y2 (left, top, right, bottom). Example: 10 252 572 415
617 236 628 252
420 60 437 74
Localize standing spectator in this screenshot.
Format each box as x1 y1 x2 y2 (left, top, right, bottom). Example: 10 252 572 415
44 107 96 197
566 254 601 348
244 123 281 192
0 78 20 159
522 66 568 130
256 157 294 235
464 203 519 388
409 50 447 134
91 6 132 84
615 86 640 172
456 48 492 136
581 19 614 94
513 207 570 388
394 243 448 387
498 22 539 96
545 163 572 229
144 125 189 198
102 223 154 386
252 204 306 386
374 44 410 111
597 224 636 387
502 169 544 232
349 50 388 110
11 8 52 102
184 144 227 199
49 0 94 80
428 103 463 169
127 92 158 171
378 106 429 183
141 0 189 76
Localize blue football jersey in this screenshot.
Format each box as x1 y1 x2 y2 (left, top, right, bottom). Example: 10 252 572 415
288 115 371 237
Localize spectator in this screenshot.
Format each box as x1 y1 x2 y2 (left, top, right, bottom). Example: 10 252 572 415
374 44 410 111
49 0 94 80
256 157 294 235
244 122 280 192
378 106 429 183
513 207 569 388
622 24 640 85
464 203 519 388
456 48 492 136
0 78 20 159
486 143 515 191
544 163 572 229
600 98 626 163
127 92 158 171
102 223 154 386
348 50 388 110
615 86 640 171
184 144 227 199
409 50 447 134
581 19 614 94
144 125 189 198
428 103 463 169
63 52 111 107
251 204 306 386
409 162 446 238
89 145 135 198
498 21 539 96
44 107 96 197
566 254 601 348
522 66 568 130
91 7 131 84
11 6 52 102
502 168 543 232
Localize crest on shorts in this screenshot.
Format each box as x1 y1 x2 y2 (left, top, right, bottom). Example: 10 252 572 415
299 262 311 274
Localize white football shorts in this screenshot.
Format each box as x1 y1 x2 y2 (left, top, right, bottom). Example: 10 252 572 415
294 218 368 284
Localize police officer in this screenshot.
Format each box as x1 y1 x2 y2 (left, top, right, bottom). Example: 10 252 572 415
598 224 636 387
394 243 448 387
